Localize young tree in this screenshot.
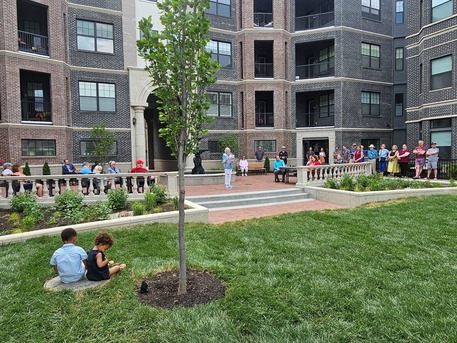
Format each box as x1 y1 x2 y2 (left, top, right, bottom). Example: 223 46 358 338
90 124 116 167
137 0 219 294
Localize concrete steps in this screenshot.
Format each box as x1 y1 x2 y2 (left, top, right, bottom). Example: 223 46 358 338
187 188 311 211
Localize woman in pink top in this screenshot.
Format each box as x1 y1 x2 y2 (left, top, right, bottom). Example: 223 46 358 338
353 145 364 163
397 144 410 178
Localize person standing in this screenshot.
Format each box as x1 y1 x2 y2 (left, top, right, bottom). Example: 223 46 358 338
353 145 364 163
397 144 411 177
412 140 427 179
306 147 315 161
332 146 342 164
367 144 378 173
318 147 326 164
387 145 400 176
222 147 235 189
378 144 389 175
342 145 350 163
349 143 357 162
279 146 288 165
426 142 439 180
255 146 264 161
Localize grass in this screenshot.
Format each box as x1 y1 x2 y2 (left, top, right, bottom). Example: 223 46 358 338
1 195 457 342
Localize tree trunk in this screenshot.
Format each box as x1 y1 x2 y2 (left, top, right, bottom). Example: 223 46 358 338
177 128 187 295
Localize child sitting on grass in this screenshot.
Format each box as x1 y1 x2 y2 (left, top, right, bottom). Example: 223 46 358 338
50 228 88 284
86 233 126 281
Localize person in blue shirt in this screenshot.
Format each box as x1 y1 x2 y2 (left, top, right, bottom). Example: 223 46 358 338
367 144 379 174
50 228 88 284
273 155 286 182
378 144 389 175
222 147 235 189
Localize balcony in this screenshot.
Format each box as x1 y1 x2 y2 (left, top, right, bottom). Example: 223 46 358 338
295 11 335 31
296 112 334 127
254 13 273 27
21 100 52 123
296 90 334 128
18 30 49 56
296 61 335 80
255 112 274 128
255 62 274 78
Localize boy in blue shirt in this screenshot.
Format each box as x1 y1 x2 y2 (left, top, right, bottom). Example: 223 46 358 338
50 228 88 283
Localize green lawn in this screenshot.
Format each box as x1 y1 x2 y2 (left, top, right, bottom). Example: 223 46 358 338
1 195 457 342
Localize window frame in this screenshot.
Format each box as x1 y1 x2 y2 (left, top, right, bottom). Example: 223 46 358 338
395 47 404 71
80 139 118 157
207 40 232 68
76 19 114 54
254 140 276 153
362 0 380 20
430 55 453 91
361 42 381 69
319 93 335 118
432 0 453 23
207 91 233 117
79 81 116 112
21 139 56 157
395 0 404 24
395 93 404 117
361 91 381 116
207 0 231 17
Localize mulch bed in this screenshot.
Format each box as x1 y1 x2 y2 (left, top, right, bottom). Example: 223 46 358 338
137 269 226 309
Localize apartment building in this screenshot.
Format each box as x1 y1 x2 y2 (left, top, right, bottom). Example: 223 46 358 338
0 0 131 169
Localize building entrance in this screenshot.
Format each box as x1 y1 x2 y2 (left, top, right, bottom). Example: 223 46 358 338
302 138 329 165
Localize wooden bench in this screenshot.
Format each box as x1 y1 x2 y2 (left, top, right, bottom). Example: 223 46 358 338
237 161 267 175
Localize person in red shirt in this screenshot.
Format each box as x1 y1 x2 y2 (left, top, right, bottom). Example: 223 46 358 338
412 140 427 179
129 160 154 193
306 155 321 180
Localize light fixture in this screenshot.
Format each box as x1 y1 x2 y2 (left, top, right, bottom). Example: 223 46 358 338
133 117 136 125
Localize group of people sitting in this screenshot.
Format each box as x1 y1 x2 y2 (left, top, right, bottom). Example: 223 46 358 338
1 159 155 197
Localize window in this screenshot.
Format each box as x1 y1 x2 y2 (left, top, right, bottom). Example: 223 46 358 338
395 93 404 116
207 40 232 68
80 140 117 156
430 55 452 90
207 91 233 117
362 0 380 20
362 43 380 69
395 1 404 23
319 93 334 117
419 63 423 93
207 0 231 17
77 20 114 53
431 119 452 159
254 140 276 153
361 91 380 116
395 47 404 71
432 0 453 22
79 82 116 112
21 139 56 156
319 45 335 74
139 28 157 40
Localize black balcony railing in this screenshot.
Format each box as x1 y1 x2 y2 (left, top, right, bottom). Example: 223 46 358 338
296 112 334 127
408 159 457 179
254 12 273 27
21 100 52 122
255 112 274 127
255 62 274 77
296 61 335 80
295 11 334 31
18 30 49 56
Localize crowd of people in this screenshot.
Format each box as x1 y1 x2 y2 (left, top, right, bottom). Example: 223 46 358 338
1 158 155 197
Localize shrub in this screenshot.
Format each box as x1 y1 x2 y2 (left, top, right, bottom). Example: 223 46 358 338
107 188 128 210
20 215 36 231
55 191 84 212
450 178 456 187
91 202 112 220
151 184 167 203
132 202 146 216
324 178 338 189
42 162 51 176
10 193 43 222
264 157 270 172
172 196 179 210
144 191 157 211
339 175 354 191
23 162 31 176
9 212 21 227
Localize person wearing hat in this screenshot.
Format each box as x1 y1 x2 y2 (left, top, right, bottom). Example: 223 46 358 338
2 162 13 176
426 142 439 180
279 146 288 165
367 144 379 174
129 159 154 193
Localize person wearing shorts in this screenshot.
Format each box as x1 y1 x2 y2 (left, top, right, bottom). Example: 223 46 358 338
412 140 427 179
426 142 439 180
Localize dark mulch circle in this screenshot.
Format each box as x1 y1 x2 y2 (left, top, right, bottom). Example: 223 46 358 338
137 269 226 309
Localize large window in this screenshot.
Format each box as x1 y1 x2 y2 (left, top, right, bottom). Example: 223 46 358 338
319 93 334 117
362 43 380 69
431 118 452 159
207 0 230 17
362 0 380 20
395 1 404 23
79 82 116 112
77 20 114 53
254 140 276 153
80 140 117 157
207 91 233 117
432 0 453 22
21 139 56 156
395 93 404 116
319 45 335 74
430 55 452 90
395 47 404 71
207 40 232 68
361 91 380 116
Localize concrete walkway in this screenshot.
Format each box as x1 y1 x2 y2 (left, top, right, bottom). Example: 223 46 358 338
185 174 347 224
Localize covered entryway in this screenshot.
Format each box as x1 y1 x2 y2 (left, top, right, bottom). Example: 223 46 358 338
302 138 329 164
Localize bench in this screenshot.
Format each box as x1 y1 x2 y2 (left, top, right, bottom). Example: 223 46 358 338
237 161 267 175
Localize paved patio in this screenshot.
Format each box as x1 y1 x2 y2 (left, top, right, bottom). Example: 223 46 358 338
185 174 347 224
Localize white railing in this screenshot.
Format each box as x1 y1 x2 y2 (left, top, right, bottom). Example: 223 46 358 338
0 172 178 208
295 162 372 187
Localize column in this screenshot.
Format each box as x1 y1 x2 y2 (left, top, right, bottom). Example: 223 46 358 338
133 106 147 166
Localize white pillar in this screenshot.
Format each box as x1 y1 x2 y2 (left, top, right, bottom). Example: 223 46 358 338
133 106 147 166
